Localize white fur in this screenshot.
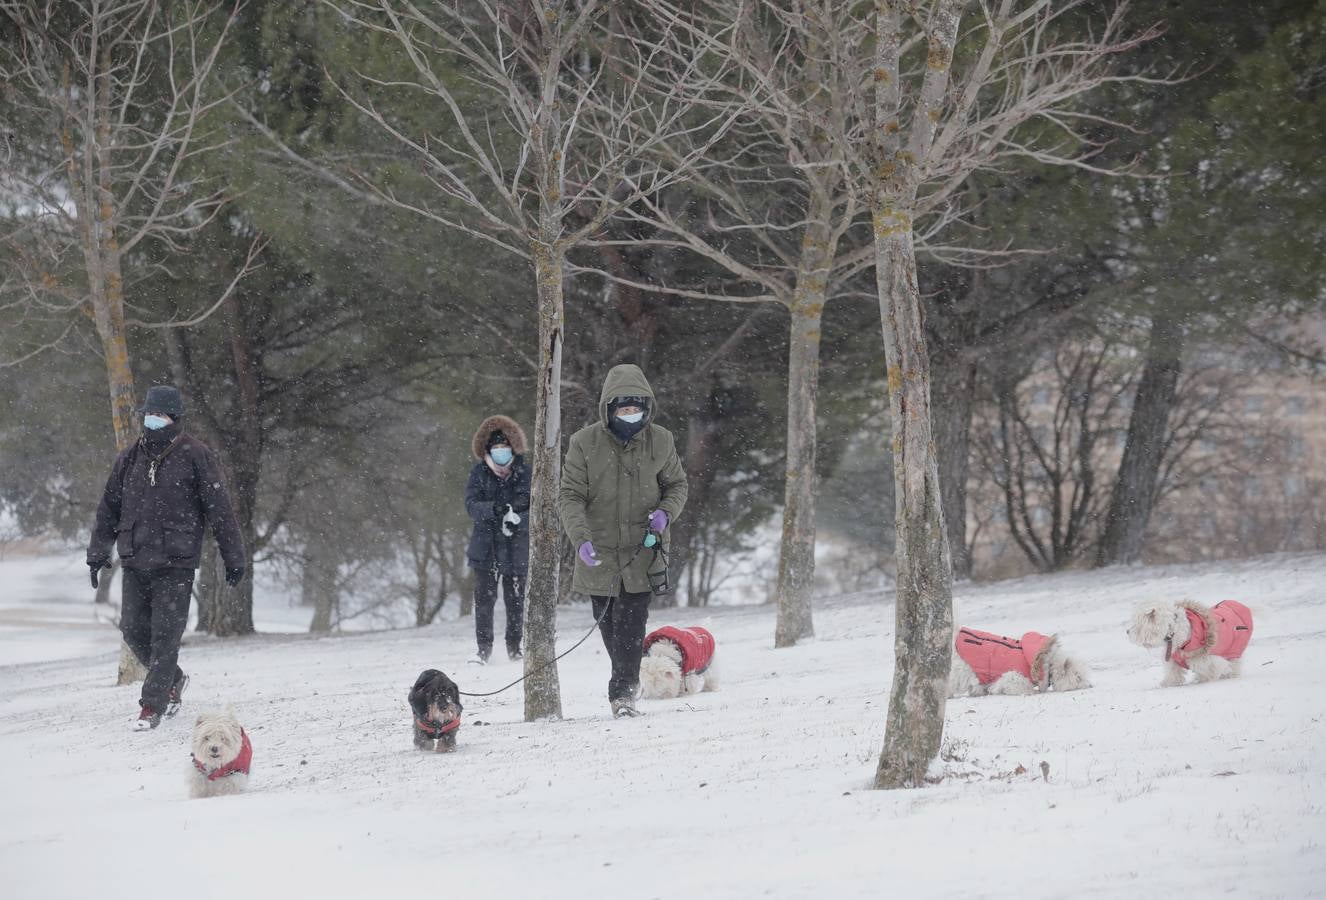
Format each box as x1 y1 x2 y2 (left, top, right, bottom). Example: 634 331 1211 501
1126 600 1241 688
188 708 249 799
638 639 720 700
947 631 1092 698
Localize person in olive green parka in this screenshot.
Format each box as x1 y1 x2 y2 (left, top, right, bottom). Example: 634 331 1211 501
560 364 688 717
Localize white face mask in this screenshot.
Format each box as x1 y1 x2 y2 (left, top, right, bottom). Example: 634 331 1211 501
616 411 645 424
144 414 171 430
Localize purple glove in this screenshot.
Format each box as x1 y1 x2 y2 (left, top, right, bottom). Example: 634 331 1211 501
578 541 601 567
648 509 669 532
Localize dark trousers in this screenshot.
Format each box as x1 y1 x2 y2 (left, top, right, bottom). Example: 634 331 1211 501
120 567 194 712
474 570 524 652
591 590 651 701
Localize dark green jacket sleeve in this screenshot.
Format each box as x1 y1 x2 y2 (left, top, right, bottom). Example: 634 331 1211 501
559 435 593 548
655 433 688 525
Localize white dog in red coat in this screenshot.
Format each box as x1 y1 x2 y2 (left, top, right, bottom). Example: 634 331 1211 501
639 625 720 699
188 708 252 798
948 627 1091 697
1126 599 1253 687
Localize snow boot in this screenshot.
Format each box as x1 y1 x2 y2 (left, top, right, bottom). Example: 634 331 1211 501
468 647 491 666
611 698 643 719
165 672 189 718
507 643 523 662
132 706 161 731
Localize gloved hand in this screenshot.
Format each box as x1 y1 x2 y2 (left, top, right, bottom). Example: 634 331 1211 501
577 541 601 567
501 504 521 538
225 566 245 587
89 560 109 589
492 500 507 518
648 509 669 532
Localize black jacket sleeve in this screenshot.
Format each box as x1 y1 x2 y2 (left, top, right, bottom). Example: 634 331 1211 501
465 466 498 523
195 446 246 571
510 460 532 514
87 448 131 565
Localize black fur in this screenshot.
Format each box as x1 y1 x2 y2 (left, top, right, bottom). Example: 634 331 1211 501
408 669 463 752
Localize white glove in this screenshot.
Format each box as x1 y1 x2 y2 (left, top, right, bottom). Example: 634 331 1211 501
502 504 521 537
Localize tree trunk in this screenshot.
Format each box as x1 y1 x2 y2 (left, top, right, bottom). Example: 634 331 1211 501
872 212 954 790
1095 311 1184 566
71 94 143 685
522 239 565 721
668 388 721 607
931 354 977 579
305 530 338 633
94 558 119 606
211 291 260 636
774 218 832 646
195 539 219 632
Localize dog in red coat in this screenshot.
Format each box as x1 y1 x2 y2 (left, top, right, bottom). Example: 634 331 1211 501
189 708 252 798
639 625 719 699
948 627 1092 697
1127 599 1253 687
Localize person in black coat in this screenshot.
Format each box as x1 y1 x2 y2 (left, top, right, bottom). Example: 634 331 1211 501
87 385 246 731
465 415 531 664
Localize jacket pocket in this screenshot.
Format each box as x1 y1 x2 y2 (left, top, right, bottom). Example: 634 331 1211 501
162 523 197 559
115 520 136 558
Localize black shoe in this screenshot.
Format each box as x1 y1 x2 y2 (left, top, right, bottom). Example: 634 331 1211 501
468 648 491 665
165 672 189 718
507 645 523 662
132 707 161 731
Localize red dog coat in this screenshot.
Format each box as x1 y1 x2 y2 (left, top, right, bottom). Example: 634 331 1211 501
1171 600 1253 669
642 625 715 675
192 728 252 781
954 628 1053 686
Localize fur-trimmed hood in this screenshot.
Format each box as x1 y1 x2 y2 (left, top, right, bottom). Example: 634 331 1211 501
1171 600 1253 668
472 415 528 461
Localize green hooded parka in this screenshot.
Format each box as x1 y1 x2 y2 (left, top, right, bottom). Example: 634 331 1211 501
559 365 688 596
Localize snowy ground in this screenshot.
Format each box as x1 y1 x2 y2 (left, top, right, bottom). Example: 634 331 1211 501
2 551 1324 899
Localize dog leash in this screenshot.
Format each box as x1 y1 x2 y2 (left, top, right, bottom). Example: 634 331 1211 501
458 529 662 699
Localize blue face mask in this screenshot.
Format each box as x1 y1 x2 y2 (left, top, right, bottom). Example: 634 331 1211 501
144 414 171 431
617 411 645 424
490 447 513 466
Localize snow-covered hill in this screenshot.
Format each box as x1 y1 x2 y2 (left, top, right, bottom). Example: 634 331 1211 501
2 552 1323 899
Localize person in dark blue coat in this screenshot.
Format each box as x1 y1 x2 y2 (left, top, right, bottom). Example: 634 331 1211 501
465 415 530 664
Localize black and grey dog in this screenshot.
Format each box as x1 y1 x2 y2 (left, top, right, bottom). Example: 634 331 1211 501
408 669 463 752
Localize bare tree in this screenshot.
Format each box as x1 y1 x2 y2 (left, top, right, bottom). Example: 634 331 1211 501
973 337 1134 571
781 0 1166 787
1 0 248 680
974 336 1257 573
1096 307 1181 564
604 0 876 648
329 0 737 720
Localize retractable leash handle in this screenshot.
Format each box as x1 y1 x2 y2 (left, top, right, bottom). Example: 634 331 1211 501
641 527 671 595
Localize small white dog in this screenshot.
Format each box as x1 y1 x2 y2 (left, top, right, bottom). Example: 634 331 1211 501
189 708 252 798
1126 599 1253 687
639 625 719 700
948 627 1091 697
